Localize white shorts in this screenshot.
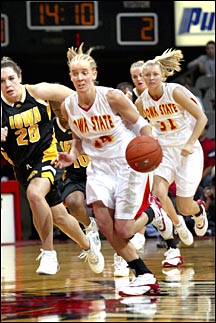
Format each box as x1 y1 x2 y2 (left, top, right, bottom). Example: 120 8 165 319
86 157 148 219
153 141 204 197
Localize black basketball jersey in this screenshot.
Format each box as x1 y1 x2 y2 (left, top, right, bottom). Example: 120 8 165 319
53 117 89 181
1 85 56 168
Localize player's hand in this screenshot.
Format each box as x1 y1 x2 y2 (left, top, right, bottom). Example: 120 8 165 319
181 143 193 157
51 152 75 169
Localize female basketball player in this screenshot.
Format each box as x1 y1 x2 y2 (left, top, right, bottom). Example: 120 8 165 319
1 57 104 276
135 49 208 238
116 60 193 272
52 43 175 297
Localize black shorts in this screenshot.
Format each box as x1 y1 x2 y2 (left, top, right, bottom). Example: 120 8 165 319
14 160 65 207
61 177 86 201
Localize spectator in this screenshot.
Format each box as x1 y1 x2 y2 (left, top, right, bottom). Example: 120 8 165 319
188 167 215 236
187 40 215 77
195 124 216 199
203 170 215 236
179 75 205 111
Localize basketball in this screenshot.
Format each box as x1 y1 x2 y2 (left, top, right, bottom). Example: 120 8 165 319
125 136 163 173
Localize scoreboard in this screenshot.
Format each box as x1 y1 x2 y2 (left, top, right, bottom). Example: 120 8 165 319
1 1 175 54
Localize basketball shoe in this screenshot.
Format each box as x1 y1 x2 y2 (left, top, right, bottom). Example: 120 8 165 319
79 231 104 274
36 249 60 275
130 233 146 252
118 273 160 297
174 215 194 245
149 194 173 240
162 247 184 267
85 217 99 234
192 200 208 236
85 217 101 251
113 253 130 277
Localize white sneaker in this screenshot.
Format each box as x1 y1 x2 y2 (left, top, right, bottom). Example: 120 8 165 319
113 253 130 277
85 217 101 250
36 249 60 275
79 231 104 274
192 200 208 236
162 247 184 267
175 215 194 245
118 273 160 297
85 217 99 233
149 194 173 240
130 233 145 252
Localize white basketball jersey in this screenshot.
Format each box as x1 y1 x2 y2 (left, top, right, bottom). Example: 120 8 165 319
140 82 203 146
64 86 136 159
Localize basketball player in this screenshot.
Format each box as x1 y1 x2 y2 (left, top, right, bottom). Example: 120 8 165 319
129 60 194 263
50 102 153 278
129 60 148 101
135 49 208 239
1 57 104 275
52 43 175 297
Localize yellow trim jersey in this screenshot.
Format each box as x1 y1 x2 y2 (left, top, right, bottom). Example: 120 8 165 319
1 84 57 168
53 117 89 181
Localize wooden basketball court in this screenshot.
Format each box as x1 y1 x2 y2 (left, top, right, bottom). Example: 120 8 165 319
1 236 215 322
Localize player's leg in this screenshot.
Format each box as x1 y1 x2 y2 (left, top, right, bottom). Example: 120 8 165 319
175 143 208 237
176 196 208 236
62 178 100 236
152 175 194 246
52 203 104 274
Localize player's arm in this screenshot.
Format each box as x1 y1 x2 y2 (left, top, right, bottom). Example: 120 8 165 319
107 89 151 136
28 83 74 102
173 87 208 156
173 87 208 145
135 97 146 119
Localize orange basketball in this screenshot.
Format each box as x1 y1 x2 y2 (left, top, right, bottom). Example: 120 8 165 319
125 136 163 173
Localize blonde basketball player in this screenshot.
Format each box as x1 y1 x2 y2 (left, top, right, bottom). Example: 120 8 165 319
136 49 208 239
52 43 175 297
